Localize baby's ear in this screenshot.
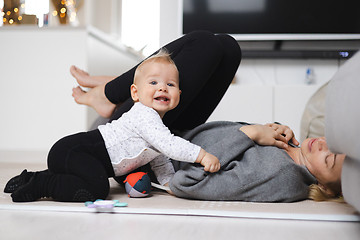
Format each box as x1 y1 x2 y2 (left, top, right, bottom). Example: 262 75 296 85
130 84 139 102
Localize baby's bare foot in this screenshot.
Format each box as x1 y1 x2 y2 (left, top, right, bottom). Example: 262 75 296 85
72 85 116 118
70 65 116 88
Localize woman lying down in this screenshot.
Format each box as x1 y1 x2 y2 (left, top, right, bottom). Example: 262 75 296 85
5 121 343 203
168 121 345 203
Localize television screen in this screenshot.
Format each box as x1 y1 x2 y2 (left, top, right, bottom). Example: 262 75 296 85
183 0 360 40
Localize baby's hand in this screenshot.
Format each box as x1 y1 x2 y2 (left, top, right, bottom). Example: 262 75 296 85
200 152 220 173
196 149 220 173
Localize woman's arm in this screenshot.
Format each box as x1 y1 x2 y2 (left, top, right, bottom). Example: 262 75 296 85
240 123 299 150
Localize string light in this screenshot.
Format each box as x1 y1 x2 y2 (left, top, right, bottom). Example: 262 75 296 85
69 11 76 22
1 0 81 26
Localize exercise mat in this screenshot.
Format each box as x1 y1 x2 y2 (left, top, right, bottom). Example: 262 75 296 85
1 152 359 222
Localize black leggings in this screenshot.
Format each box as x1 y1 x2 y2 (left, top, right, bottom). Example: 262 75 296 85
28 130 113 202
15 31 241 202
106 31 242 131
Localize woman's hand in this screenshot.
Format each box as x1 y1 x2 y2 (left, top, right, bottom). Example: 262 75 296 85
240 123 299 149
163 182 174 195
265 123 299 146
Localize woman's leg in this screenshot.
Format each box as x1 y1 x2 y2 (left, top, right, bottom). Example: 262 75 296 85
165 34 241 130
11 130 114 202
108 31 241 130
71 31 241 127
106 31 221 104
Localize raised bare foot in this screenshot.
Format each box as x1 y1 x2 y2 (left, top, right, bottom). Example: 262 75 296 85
70 65 92 87
70 65 115 88
72 84 116 118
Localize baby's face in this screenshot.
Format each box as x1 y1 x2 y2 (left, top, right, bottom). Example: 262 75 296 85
131 61 181 118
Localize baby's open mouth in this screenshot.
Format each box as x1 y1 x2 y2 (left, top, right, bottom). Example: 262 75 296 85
155 97 169 102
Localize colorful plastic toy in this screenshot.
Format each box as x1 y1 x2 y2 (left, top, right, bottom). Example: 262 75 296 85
123 172 151 197
85 199 127 209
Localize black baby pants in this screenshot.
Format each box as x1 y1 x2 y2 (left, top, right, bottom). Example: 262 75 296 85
33 130 114 202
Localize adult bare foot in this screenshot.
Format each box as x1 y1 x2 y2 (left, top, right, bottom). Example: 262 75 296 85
70 65 115 88
72 84 116 118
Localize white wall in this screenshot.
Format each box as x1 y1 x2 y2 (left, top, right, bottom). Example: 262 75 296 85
159 0 182 46
82 0 121 36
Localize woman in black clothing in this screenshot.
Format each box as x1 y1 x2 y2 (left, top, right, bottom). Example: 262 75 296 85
68 30 346 203
5 31 344 203
71 30 242 132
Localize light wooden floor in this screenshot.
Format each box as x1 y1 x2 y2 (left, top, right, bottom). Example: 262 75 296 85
1 151 360 240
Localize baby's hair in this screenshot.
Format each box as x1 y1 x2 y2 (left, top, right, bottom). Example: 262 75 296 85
134 48 178 84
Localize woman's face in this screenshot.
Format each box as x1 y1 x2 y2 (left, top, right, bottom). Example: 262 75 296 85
299 137 346 185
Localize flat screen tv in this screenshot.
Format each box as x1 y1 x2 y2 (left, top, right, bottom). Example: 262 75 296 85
183 0 360 41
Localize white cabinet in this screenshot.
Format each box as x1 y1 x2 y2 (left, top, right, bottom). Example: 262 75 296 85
208 84 327 140
207 58 340 139
273 85 321 140
207 85 273 124
0 26 140 151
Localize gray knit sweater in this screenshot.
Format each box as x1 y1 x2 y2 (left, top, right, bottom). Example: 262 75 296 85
169 121 317 202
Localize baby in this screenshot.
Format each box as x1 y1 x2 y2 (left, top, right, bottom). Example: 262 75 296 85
5 49 220 203
97 48 221 186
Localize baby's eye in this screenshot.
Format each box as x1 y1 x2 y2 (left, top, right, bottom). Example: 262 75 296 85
150 81 157 85
167 83 175 87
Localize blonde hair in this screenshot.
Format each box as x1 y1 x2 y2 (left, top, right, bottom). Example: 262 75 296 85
134 48 178 84
308 182 345 203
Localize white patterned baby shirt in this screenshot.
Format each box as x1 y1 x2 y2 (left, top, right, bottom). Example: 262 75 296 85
98 102 201 185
